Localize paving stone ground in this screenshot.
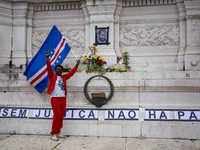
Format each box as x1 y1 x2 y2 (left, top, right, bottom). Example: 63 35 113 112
0 134 200 150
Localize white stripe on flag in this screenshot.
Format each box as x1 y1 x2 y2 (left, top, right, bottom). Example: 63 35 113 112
50 37 65 64
32 72 48 87
28 65 47 84
28 37 67 87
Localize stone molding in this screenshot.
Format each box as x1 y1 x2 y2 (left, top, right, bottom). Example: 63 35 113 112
34 2 81 12
122 0 177 7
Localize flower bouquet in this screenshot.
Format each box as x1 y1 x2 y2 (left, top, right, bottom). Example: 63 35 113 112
81 45 107 75
107 51 131 72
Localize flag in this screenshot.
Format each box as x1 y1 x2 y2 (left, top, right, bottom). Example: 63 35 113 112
23 25 71 93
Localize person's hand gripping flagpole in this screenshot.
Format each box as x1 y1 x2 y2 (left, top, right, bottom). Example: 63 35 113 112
70 49 81 67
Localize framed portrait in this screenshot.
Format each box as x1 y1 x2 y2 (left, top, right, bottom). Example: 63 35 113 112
94 26 110 45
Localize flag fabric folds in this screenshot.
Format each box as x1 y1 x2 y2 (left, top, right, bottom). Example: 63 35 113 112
23 25 71 93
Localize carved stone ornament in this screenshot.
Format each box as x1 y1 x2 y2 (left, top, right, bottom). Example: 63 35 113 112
32 28 85 54
119 25 179 47
84 75 114 107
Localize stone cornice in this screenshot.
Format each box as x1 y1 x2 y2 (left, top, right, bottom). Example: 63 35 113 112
11 0 81 3
34 2 81 12
122 0 177 7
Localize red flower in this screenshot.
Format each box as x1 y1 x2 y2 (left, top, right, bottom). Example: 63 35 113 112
117 56 123 63
98 60 102 63
97 56 103 63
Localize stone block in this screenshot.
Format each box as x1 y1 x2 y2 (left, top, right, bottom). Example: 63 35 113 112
0 119 51 135
0 26 12 52
142 121 200 139
67 91 93 107
185 54 200 71
12 26 27 51
63 121 90 136
0 91 51 107
126 138 197 150
88 123 122 137
0 73 9 80
60 136 125 150
122 122 142 137
107 91 139 108
11 57 26 67
140 91 200 109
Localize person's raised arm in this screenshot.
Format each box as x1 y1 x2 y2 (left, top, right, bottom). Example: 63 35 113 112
45 51 50 60
64 59 80 80
46 51 54 79
76 59 80 68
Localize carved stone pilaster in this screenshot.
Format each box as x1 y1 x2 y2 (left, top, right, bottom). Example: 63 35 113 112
26 5 34 65
12 2 29 67
184 0 200 70
85 0 118 65
114 0 122 56
81 0 90 53
177 1 186 69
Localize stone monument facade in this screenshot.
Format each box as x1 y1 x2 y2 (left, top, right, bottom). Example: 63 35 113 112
0 0 200 139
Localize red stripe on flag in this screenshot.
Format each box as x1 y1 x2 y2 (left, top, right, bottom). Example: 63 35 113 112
30 38 66 86
30 68 47 85
50 38 65 63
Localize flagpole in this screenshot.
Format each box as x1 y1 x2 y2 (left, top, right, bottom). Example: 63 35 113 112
71 49 78 60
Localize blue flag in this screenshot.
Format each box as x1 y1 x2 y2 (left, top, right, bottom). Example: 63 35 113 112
23 25 71 93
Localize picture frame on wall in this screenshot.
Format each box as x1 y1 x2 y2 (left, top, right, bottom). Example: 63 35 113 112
94 26 110 45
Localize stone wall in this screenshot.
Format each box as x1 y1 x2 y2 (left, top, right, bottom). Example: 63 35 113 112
0 0 200 139
1 0 200 70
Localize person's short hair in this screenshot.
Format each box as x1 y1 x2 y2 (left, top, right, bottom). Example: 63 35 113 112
55 65 63 71
98 29 106 35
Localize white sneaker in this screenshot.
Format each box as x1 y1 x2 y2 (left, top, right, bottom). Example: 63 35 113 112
56 133 66 138
50 134 59 141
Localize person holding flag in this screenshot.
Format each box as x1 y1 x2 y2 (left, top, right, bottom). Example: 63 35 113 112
46 51 80 141
23 25 80 141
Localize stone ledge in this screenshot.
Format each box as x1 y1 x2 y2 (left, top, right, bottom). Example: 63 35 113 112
1 70 200 79
0 118 200 139
0 72 199 92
